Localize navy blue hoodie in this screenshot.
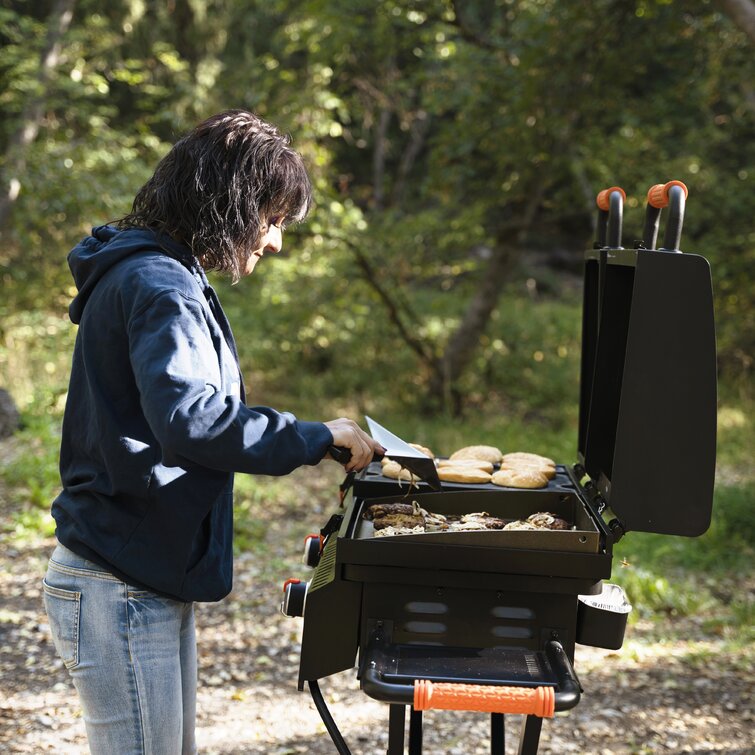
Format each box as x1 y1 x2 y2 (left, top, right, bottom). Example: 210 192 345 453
52 226 333 602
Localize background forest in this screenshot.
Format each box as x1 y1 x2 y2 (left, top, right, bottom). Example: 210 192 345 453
0 1 753 750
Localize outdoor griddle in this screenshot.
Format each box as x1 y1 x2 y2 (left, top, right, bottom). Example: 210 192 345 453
281 181 717 754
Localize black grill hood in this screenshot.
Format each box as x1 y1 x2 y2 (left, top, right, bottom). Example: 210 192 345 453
577 246 717 537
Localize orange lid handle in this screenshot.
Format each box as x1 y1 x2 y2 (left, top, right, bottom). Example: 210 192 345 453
647 180 688 208
282 577 301 593
414 680 555 717
596 186 626 211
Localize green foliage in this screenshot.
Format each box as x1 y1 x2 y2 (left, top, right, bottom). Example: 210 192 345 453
613 566 718 620
0 413 60 542
614 481 755 577
1 415 61 509
0 0 752 630
2 0 753 398
231 474 296 555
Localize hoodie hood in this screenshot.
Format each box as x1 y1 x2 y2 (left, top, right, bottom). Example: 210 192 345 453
68 225 195 323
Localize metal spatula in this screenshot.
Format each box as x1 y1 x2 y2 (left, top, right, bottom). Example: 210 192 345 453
327 415 441 490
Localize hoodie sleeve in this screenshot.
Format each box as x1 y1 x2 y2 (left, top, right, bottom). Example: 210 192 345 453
128 289 333 474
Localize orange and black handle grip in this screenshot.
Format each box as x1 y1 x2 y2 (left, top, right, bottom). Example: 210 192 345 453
643 180 688 252
647 180 688 209
595 186 626 249
414 680 555 716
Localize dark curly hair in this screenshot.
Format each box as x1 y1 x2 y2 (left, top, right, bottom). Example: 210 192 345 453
117 110 312 281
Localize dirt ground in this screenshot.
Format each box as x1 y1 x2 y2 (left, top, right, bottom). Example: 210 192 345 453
0 467 752 754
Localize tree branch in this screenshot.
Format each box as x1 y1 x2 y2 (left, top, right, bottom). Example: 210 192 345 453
392 110 430 206
344 238 439 369
448 0 514 61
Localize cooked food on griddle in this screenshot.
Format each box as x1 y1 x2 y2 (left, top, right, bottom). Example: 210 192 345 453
504 512 571 531
364 501 571 537
449 445 503 464
491 468 549 489
364 501 448 531
527 512 570 530
438 466 493 484
372 512 425 530
456 512 509 529
375 444 561 487
500 458 556 476
363 501 424 530
503 451 556 466
437 458 495 473
380 460 419 482
408 443 435 459
373 524 425 537
363 502 417 520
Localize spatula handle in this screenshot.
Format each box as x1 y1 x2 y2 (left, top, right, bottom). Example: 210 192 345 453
327 445 352 463
327 445 383 464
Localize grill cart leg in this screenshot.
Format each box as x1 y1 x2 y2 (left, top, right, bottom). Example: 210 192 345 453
408 708 423 753
491 713 505 753
516 715 543 755
387 704 406 754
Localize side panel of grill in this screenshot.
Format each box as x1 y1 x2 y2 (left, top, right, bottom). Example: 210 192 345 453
297 538 362 689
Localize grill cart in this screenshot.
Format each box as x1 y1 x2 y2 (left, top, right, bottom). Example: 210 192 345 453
282 181 717 754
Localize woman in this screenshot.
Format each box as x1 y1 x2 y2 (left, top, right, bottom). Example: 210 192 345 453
43 109 383 753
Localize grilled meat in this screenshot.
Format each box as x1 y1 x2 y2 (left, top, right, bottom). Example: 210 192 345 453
365 500 571 536
503 520 539 531
366 500 448 532
456 513 509 529
363 502 416 520
527 512 570 530
372 513 425 531
374 524 425 538
503 513 571 531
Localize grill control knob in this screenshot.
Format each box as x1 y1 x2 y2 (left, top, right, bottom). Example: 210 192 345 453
302 534 323 567
281 578 308 617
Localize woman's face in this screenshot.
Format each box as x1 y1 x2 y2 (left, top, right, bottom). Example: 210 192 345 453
243 218 283 276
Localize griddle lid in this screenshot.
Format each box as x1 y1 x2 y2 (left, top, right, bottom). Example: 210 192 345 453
578 248 717 537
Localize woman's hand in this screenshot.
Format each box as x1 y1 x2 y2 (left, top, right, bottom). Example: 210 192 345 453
324 418 385 472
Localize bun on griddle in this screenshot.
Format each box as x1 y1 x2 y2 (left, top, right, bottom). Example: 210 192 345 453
449 445 503 464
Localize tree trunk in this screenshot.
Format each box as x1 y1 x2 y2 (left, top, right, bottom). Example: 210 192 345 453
0 0 76 235
430 244 519 414
430 180 546 414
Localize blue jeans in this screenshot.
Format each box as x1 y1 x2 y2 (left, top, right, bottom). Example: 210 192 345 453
43 542 197 754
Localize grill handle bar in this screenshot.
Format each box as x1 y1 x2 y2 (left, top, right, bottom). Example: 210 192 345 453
361 640 581 715
413 680 555 716
545 640 582 711
644 180 688 252
642 200 662 251
660 181 687 252
595 186 626 249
